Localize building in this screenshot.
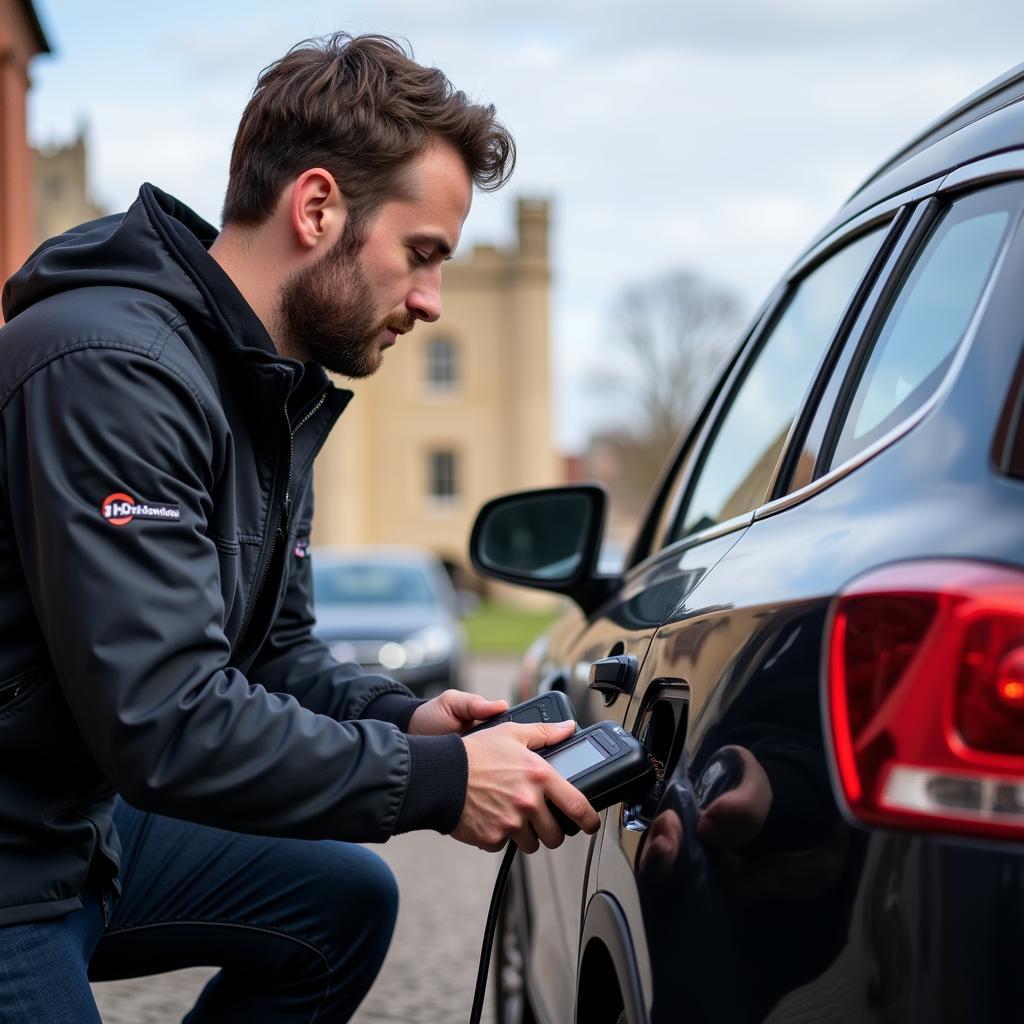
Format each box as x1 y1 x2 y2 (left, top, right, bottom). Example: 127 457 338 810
313 198 560 585
33 126 106 244
0 0 48 286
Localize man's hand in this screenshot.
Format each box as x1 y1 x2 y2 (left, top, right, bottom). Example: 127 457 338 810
452 721 601 854
407 689 508 736
696 746 772 851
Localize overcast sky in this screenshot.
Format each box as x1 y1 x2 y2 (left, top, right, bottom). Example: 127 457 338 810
27 1 1024 449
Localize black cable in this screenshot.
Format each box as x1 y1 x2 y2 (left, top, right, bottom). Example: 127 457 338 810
469 841 518 1024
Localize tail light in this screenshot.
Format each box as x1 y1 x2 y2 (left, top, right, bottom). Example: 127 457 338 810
827 560 1024 842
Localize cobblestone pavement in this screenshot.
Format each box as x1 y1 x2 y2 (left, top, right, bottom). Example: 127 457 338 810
90 656 517 1023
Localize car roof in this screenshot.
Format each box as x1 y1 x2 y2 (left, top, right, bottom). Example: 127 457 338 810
852 61 1024 199
811 62 1024 247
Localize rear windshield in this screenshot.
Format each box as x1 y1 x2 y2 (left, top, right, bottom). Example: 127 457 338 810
314 564 439 606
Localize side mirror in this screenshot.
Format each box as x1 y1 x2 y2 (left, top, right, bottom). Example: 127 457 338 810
469 484 620 614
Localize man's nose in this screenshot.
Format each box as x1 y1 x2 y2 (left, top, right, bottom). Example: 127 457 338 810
407 278 442 323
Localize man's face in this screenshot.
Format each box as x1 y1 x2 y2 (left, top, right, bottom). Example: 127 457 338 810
279 140 473 377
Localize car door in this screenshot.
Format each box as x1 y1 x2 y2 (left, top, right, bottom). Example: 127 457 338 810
522 511 749 1023
526 206 901 1022
585 198 910 1022
597 175 1024 1024
516 284 786 1024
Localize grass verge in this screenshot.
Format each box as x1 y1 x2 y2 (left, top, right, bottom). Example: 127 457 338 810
464 601 563 655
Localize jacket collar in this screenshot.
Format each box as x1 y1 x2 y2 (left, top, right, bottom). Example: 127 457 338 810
139 183 282 364
140 185 355 416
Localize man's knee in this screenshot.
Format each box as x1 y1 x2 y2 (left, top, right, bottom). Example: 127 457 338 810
308 843 398 955
345 844 399 936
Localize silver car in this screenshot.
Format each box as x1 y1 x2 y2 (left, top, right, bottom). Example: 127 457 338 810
312 546 466 697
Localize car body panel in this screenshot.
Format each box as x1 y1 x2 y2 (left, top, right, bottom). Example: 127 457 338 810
523 528 747 1022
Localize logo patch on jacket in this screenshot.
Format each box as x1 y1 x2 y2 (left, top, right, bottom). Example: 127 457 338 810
294 539 309 559
101 492 181 526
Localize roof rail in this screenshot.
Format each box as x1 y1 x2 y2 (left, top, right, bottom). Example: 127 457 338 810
849 61 1024 201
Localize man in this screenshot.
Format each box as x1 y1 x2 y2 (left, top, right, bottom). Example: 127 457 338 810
0 33 599 1022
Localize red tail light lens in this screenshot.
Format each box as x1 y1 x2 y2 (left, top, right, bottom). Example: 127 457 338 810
827 560 1024 842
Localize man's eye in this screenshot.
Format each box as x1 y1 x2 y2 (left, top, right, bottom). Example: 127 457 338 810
410 248 431 266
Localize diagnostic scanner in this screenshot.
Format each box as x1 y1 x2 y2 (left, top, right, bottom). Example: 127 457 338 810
541 721 654 834
464 691 576 735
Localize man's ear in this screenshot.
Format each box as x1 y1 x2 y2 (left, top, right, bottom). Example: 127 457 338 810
289 168 347 252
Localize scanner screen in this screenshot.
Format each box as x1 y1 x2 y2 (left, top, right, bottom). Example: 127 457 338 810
547 737 606 780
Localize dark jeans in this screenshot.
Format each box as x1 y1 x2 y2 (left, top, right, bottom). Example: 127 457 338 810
0 799 399 1023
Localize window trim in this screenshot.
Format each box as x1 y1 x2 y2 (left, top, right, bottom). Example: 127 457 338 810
757 176 1024 522
770 200 935 499
787 171 948 284
659 215 901 548
941 149 1024 193
633 291 780 561
643 286 786 557
765 205 916 503
821 196 1008 470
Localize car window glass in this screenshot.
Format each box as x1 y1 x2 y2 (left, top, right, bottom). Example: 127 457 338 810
826 191 1015 470
314 564 437 606
670 226 886 542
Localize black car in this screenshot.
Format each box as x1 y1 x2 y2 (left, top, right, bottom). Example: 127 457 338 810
311 546 466 697
469 64 1024 1024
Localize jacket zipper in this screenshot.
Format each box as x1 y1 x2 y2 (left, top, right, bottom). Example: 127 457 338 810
283 390 327 522
237 388 328 653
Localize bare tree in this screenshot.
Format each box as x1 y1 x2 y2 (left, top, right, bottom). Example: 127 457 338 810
587 269 745 522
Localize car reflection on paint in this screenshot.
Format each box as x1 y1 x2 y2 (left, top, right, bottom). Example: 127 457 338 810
311 547 466 697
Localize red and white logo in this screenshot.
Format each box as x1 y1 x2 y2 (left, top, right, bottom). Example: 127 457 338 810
101 492 181 526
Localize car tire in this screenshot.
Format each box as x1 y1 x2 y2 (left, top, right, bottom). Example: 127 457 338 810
493 869 536 1024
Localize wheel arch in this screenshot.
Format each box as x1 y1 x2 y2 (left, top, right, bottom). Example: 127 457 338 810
575 891 647 1024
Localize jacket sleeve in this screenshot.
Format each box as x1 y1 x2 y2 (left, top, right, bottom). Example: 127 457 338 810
247 479 425 731
4 346 466 839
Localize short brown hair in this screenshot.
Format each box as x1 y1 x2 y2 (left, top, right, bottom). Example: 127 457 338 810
222 33 515 231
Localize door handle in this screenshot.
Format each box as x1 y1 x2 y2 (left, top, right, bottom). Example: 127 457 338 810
588 654 638 705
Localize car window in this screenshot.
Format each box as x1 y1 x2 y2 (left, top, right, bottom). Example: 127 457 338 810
668 226 888 542
314 563 438 606
825 188 1017 471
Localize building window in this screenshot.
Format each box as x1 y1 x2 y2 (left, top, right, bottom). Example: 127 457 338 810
425 338 458 392
428 450 458 502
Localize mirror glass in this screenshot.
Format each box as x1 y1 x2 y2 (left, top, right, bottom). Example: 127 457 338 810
478 493 592 581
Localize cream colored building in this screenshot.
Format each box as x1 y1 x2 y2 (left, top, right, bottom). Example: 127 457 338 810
33 127 106 246
314 198 559 582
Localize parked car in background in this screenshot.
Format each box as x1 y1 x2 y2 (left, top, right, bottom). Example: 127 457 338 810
471 64 1024 1024
312 546 466 697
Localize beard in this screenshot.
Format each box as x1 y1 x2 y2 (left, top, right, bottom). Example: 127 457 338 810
277 233 414 378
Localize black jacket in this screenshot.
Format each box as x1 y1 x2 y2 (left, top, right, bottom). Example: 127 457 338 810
0 184 468 926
